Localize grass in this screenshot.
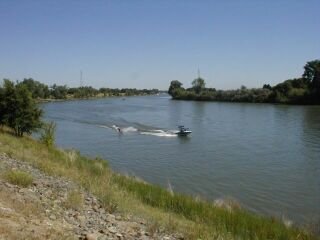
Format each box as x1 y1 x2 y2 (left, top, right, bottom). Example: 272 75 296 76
4 169 33 187
0 128 318 240
63 190 84 210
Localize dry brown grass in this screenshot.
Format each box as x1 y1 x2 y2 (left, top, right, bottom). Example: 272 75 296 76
63 190 84 210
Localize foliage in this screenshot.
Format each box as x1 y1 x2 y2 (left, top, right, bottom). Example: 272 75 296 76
168 80 183 97
303 60 320 103
18 78 50 99
50 84 68 99
2 77 160 100
192 77 206 94
303 60 320 89
4 170 33 187
0 79 42 136
99 87 159 97
68 86 98 98
40 121 56 147
0 86 5 126
63 190 84 210
169 60 320 105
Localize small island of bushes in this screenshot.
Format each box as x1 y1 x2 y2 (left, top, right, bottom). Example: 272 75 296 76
168 60 320 105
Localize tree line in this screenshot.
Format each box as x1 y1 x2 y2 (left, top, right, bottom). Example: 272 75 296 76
2 78 159 100
168 60 320 104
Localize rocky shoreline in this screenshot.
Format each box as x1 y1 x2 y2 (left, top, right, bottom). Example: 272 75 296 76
0 153 182 240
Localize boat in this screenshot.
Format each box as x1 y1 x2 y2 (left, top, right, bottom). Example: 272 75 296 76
175 125 192 136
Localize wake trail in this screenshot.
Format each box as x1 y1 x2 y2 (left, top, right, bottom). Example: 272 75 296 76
97 123 177 137
140 129 177 137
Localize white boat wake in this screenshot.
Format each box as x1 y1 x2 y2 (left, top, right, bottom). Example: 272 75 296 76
121 126 138 133
98 124 177 137
110 125 138 133
140 130 177 137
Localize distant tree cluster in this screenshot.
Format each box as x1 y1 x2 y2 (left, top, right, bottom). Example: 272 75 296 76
14 78 160 100
168 59 320 104
99 88 159 97
0 79 42 136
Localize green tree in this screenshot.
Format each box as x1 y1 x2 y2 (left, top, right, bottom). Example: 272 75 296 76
303 59 320 90
263 84 272 90
19 78 50 99
50 84 68 99
240 85 247 91
192 77 206 94
0 85 5 126
1 79 16 126
168 80 183 96
1 80 42 136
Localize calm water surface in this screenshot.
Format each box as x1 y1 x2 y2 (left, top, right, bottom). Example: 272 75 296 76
42 95 320 224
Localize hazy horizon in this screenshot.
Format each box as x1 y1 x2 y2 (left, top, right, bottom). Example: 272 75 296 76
0 1 319 90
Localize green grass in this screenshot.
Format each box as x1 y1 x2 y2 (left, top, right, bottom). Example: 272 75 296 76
4 169 33 187
113 174 314 240
0 128 318 240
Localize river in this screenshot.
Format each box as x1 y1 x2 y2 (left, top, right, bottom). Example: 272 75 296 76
42 95 320 224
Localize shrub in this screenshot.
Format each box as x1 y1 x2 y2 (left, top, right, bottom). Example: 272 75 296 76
0 79 42 136
4 170 33 187
63 190 84 210
40 121 56 147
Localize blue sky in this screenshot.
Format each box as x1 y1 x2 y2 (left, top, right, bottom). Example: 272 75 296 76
0 0 319 90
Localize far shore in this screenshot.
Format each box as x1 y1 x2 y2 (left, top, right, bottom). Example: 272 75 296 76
36 92 162 103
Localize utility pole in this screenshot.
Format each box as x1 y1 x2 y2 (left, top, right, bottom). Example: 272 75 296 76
197 68 201 79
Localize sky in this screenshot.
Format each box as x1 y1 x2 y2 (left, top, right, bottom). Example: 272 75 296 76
0 0 319 90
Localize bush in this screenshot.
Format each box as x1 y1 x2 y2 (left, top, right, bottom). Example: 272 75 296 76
63 190 84 210
4 170 33 187
0 79 42 136
40 121 56 147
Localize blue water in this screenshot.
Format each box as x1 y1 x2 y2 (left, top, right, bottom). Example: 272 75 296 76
42 95 320 224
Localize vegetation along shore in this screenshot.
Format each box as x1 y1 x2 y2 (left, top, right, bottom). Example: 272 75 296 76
0 77 319 239
1 78 160 102
168 60 320 105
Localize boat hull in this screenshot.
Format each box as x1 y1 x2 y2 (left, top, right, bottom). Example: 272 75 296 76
174 131 192 136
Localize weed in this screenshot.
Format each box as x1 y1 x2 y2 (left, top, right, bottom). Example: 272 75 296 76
63 190 84 210
4 170 33 187
146 220 160 236
40 121 56 147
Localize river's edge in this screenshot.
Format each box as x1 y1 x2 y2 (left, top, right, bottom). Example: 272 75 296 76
36 93 162 103
0 153 179 240
0 130 318 240
170 96 320 106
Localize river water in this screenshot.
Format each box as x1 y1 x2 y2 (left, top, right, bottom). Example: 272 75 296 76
42 95 320 224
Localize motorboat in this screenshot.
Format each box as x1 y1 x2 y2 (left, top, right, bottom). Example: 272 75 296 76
175 126 192 136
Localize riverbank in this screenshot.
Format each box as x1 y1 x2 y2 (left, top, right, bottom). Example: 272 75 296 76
36 93 161 103
0 153 178 240
0 130 318 239
168 60 320 105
